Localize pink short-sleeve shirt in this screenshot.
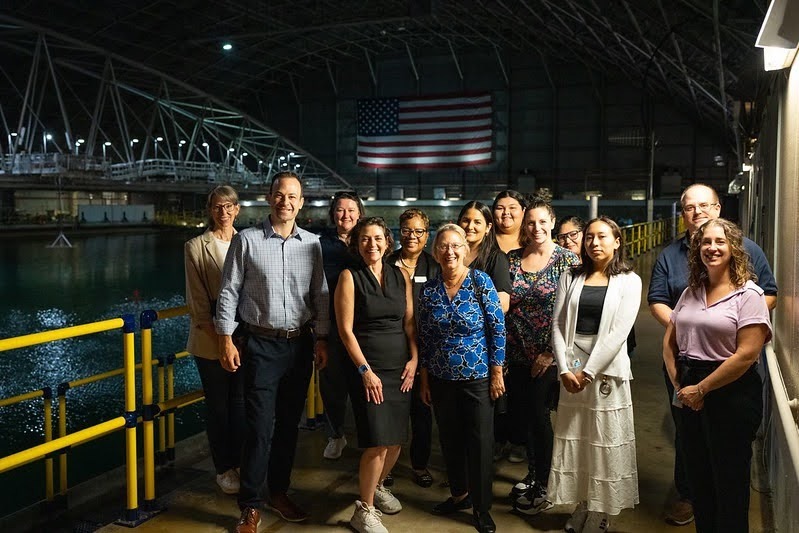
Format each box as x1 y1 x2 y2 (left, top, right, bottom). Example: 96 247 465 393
670 280 772 362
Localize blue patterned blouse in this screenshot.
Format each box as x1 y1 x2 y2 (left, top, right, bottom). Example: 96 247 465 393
418 269 506 381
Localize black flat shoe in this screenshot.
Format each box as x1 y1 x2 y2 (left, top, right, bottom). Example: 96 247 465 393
432 495 473 515
474 510 496 533
413 469 434 488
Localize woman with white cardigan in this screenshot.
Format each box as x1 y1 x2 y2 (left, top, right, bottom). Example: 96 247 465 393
549 216 641 533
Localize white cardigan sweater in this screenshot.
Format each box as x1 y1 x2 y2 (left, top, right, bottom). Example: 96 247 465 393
552 269 641 380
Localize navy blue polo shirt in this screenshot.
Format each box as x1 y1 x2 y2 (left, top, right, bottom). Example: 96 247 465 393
648 234 778 309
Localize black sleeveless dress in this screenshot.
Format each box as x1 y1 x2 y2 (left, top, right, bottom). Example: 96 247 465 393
346 263 411 448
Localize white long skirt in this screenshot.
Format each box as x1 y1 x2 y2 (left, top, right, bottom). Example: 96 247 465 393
548 333 639 516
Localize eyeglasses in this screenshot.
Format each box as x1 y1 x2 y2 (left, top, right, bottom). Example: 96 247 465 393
212 203 237 213
436 243 466 252
556 230 581 244
682 202 719 214
400 227 428 238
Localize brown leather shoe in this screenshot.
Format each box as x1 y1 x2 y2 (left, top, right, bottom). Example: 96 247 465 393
266 492 309 522
235 507 260 533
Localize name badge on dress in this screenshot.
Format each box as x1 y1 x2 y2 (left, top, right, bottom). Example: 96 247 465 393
414 276 427 283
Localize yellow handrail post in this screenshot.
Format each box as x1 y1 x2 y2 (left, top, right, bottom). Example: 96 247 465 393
166 355 175 462
139 310 159 511
306 364 316 425
120 314 140 524
43 387 54 502
56 382 68 499
315 367 324 419
156 358 167 465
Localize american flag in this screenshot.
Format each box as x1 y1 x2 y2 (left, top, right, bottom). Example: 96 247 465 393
356 93 493 169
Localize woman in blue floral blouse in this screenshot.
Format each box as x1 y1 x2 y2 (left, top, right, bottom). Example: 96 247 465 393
506 193 580 516
418 223 506 533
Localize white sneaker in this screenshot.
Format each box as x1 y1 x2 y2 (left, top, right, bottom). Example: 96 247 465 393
514 482 553 515
565 502 589 533
583 511 610 533
507 444 527 463
323 435 347 459
350 500 388 533
374 484 402 514
216 468 239 494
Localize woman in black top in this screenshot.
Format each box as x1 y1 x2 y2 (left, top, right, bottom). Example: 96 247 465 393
457 201 511 313
386 208 440 488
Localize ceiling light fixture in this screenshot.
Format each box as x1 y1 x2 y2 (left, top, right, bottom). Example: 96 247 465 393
222 43 233 51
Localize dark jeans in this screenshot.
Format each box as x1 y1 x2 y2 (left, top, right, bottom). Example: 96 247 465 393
238 332 314 509
677 361 762 533
409 378 433 470
430 376 494 513
194 356 246 474
663 365 693 501
508 365 557 482
319 338 350 438
504 367 533 447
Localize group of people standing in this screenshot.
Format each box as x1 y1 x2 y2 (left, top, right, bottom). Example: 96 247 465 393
184 174 775 533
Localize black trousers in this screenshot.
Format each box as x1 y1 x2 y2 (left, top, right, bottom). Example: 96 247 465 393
238 332 314 509
319 337 350 438
678 362 762 533
430 376 494 513
194 356 246 475
663 365 693 501
508 365 558 482
409 378 433 470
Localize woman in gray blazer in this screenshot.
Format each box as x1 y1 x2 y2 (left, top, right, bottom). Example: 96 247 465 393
184 185 245 495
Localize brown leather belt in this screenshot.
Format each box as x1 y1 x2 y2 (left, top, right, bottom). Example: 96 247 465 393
246 322 310 339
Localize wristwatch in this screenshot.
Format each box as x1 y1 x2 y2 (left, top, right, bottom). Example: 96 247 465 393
358 364 370 375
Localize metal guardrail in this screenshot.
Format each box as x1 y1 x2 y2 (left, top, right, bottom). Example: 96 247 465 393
0 304 326 525
621 216 683 256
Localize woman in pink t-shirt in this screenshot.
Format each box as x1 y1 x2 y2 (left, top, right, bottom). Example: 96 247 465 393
663 218 772 533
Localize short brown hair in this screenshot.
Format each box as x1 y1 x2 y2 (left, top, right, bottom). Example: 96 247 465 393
399 208 430 229
347 217 395 259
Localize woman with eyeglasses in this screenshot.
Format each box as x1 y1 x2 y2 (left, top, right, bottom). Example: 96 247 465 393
549 216 641 533
556 215 585 257
493 190 528 254
506 192 580 516
336 217 418 533
386 208 440 489
318 191 365 461
184 185 245 495
418 224 506 533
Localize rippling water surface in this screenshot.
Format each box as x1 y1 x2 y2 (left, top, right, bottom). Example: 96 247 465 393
0 230 206 516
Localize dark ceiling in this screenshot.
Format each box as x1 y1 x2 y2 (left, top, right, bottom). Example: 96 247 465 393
3 0 771 146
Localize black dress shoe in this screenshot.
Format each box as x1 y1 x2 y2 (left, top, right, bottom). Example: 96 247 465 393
474 510 496 533
432 495 473 515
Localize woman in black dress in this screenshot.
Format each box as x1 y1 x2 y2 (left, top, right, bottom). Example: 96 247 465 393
335 217 418 533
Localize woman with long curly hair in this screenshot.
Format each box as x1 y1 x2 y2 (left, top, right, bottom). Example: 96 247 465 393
663 218 772 533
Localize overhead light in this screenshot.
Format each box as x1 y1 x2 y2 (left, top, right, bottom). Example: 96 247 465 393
179 140 186 145
756 0 799 71
222 43 233 51
76 138 85 144
10 132 17 137
279 156 286 161
156 136 164 141
289 152 295 157
45 133 53 140
131 138 139 143
294 164 300 169
202 142 209 147
242 152 248 157
228 147 235 152
405 197 418 201
104 141 112 146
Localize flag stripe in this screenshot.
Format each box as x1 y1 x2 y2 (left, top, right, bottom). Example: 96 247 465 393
357 93 492 169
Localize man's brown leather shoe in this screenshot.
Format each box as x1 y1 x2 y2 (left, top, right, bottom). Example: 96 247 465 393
235 507 260 533
266 492 309 522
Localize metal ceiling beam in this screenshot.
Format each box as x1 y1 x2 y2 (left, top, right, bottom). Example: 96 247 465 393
655 0 701 118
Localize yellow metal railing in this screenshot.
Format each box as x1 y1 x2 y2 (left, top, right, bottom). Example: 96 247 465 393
621 216 682 257
0 303 344 522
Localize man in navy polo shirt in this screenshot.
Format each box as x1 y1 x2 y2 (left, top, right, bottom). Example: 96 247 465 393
648 183 777 526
